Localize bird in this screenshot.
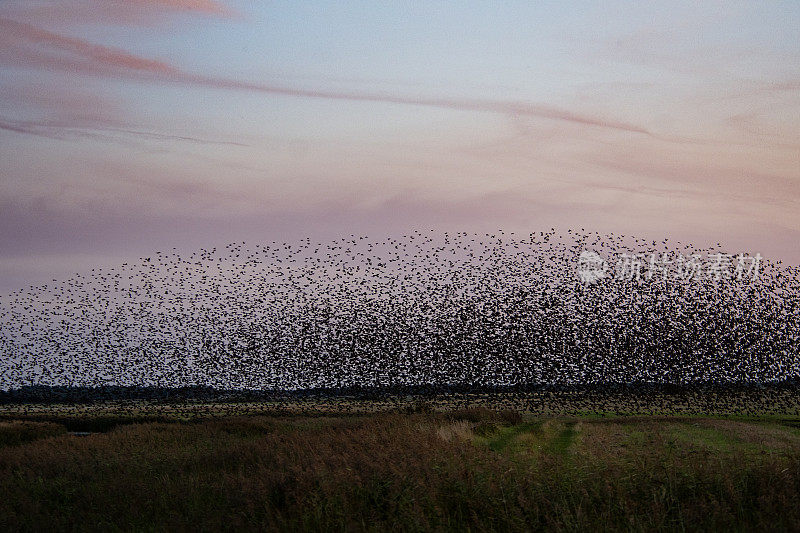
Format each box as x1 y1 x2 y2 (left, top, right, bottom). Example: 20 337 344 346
0 230 797 416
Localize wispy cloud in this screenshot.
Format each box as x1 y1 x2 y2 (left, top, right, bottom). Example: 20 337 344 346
1 0 797 293
0 9 651 137
0 18 177 77
1 0 232 27
0 116 248 146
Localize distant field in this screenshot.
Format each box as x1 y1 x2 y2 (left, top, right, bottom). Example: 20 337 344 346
1 408 800 531
2 385 800 426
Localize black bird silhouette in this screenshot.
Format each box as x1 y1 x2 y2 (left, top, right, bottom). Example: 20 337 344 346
0 230 798 415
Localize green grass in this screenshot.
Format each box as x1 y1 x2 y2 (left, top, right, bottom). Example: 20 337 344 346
670 423 735 453
546 421 577 455
1 410 799 531
483 421 543 452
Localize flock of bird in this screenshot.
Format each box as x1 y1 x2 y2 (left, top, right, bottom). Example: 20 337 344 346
0 230 798 398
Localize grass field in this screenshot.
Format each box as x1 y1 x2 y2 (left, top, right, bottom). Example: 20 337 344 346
1 407 800 531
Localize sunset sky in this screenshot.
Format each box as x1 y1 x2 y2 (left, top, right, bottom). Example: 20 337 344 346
1 0 798 291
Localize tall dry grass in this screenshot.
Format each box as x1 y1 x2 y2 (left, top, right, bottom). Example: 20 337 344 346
0 413 799 531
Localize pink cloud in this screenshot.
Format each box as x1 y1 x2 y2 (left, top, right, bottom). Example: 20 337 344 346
0 18 177 77
136 0 230 14
0 0 232 27
0 10 651 137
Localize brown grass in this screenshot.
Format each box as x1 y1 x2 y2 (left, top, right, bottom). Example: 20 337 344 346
0 412 799 531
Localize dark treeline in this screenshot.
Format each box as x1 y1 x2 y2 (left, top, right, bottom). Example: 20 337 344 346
3 381 800 405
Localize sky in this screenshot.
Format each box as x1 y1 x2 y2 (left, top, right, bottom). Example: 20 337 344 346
0 0 798 292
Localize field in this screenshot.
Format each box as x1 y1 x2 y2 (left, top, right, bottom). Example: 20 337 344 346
2 404 800 531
